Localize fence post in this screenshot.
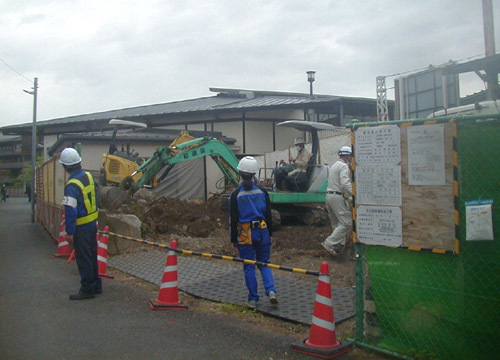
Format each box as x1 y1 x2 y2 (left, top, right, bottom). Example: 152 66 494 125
354 242 364 342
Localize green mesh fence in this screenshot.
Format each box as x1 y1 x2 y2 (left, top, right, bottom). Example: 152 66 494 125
351 115 500 360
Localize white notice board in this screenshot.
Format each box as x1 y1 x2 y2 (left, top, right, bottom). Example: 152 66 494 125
356 165 402 206
357 206 403 247
407 124 445 185
355 125 401 165
466 200 494 241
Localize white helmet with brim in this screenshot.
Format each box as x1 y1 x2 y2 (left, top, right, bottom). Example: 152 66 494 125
338 146 352 156
59 148 82 165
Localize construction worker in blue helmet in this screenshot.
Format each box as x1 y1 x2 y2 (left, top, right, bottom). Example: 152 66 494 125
59 148 101 300
229 156 278 309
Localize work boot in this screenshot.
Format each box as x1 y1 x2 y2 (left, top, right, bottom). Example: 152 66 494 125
246 300 257 310
95 279 103 294
69 292 95 300
333 244 343 254
268 291 278 305
321 242 338 257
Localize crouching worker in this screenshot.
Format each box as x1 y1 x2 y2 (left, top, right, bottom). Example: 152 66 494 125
59 148 101 300
229 156 278 309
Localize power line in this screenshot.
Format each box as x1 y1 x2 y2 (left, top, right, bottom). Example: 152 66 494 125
0 57 33 83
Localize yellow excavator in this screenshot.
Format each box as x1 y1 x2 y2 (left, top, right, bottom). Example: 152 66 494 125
99 119 198 187
99 119 148 186
98 119 240 210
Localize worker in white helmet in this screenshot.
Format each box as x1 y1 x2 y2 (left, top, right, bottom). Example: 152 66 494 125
59 148 101 300
229 156 277 309
322 146 353 257
274 137 311 191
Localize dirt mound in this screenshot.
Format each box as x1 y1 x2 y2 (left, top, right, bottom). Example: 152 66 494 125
138 195 227 238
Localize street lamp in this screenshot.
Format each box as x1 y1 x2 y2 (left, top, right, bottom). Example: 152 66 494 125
306 71 316 97
23 77 38 224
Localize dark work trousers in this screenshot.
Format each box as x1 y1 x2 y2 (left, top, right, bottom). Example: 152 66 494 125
73 225 101 294
274 165 295 190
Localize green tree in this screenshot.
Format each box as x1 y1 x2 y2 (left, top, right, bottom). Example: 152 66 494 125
14 156 44 187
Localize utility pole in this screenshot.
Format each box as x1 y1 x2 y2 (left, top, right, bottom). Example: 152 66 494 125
483 0 498 100
31 77 38 223
24 77 38 223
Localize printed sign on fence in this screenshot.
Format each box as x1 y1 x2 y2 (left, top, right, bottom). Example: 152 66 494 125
355 165 402 206
407 124 445 185
357 205 402 247
466 200 494 241
355 125 401 165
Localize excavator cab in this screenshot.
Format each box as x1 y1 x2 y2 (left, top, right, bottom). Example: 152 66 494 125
263 120 336 226
270 120 334 193
100 119 148 186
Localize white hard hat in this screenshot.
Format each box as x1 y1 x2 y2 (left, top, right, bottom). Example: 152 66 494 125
59 148 82 166
338 146 352 156
237 156 259 174
294 137 305 145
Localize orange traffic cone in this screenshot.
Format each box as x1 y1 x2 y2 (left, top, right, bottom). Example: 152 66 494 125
53 215 71 258
149 240 188 310
98 226 113 279
291 261 352 358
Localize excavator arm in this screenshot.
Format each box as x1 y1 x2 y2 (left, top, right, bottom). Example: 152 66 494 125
123 137 240 192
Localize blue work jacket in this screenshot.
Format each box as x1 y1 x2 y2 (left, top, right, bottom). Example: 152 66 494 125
62 169 98 235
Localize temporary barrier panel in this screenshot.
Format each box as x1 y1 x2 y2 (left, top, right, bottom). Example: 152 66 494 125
349 114 500 360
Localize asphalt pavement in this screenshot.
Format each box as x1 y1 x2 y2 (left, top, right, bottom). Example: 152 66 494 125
0 198 308 360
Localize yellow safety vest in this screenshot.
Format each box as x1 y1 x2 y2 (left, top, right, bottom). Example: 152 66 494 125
67 172 98 226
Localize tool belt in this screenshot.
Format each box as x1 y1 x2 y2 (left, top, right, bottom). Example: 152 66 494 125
250 220 267 229
328 191 349 199
237 220 267 245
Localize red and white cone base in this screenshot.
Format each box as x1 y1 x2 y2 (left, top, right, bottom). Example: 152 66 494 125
291 261 353 358
98 226 114 279
53 215 71 258
149 240 188 311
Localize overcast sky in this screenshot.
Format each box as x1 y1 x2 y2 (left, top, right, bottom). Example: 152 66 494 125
0 0 498 128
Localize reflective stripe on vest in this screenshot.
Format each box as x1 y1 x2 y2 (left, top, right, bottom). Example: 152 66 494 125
67 172 98 226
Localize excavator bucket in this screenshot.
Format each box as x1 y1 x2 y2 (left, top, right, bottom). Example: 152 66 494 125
168 130 196 154
99 186 130 211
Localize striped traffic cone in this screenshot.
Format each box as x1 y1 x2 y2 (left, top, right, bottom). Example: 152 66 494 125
291 261 352 358
149 240 188 310
98 226 114 279
53 215 71 258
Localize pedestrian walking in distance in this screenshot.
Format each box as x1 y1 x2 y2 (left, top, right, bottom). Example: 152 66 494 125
59 148 101 300
322 146 353 257
229 156 278 309
1 183 7 202
25 183 32 202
